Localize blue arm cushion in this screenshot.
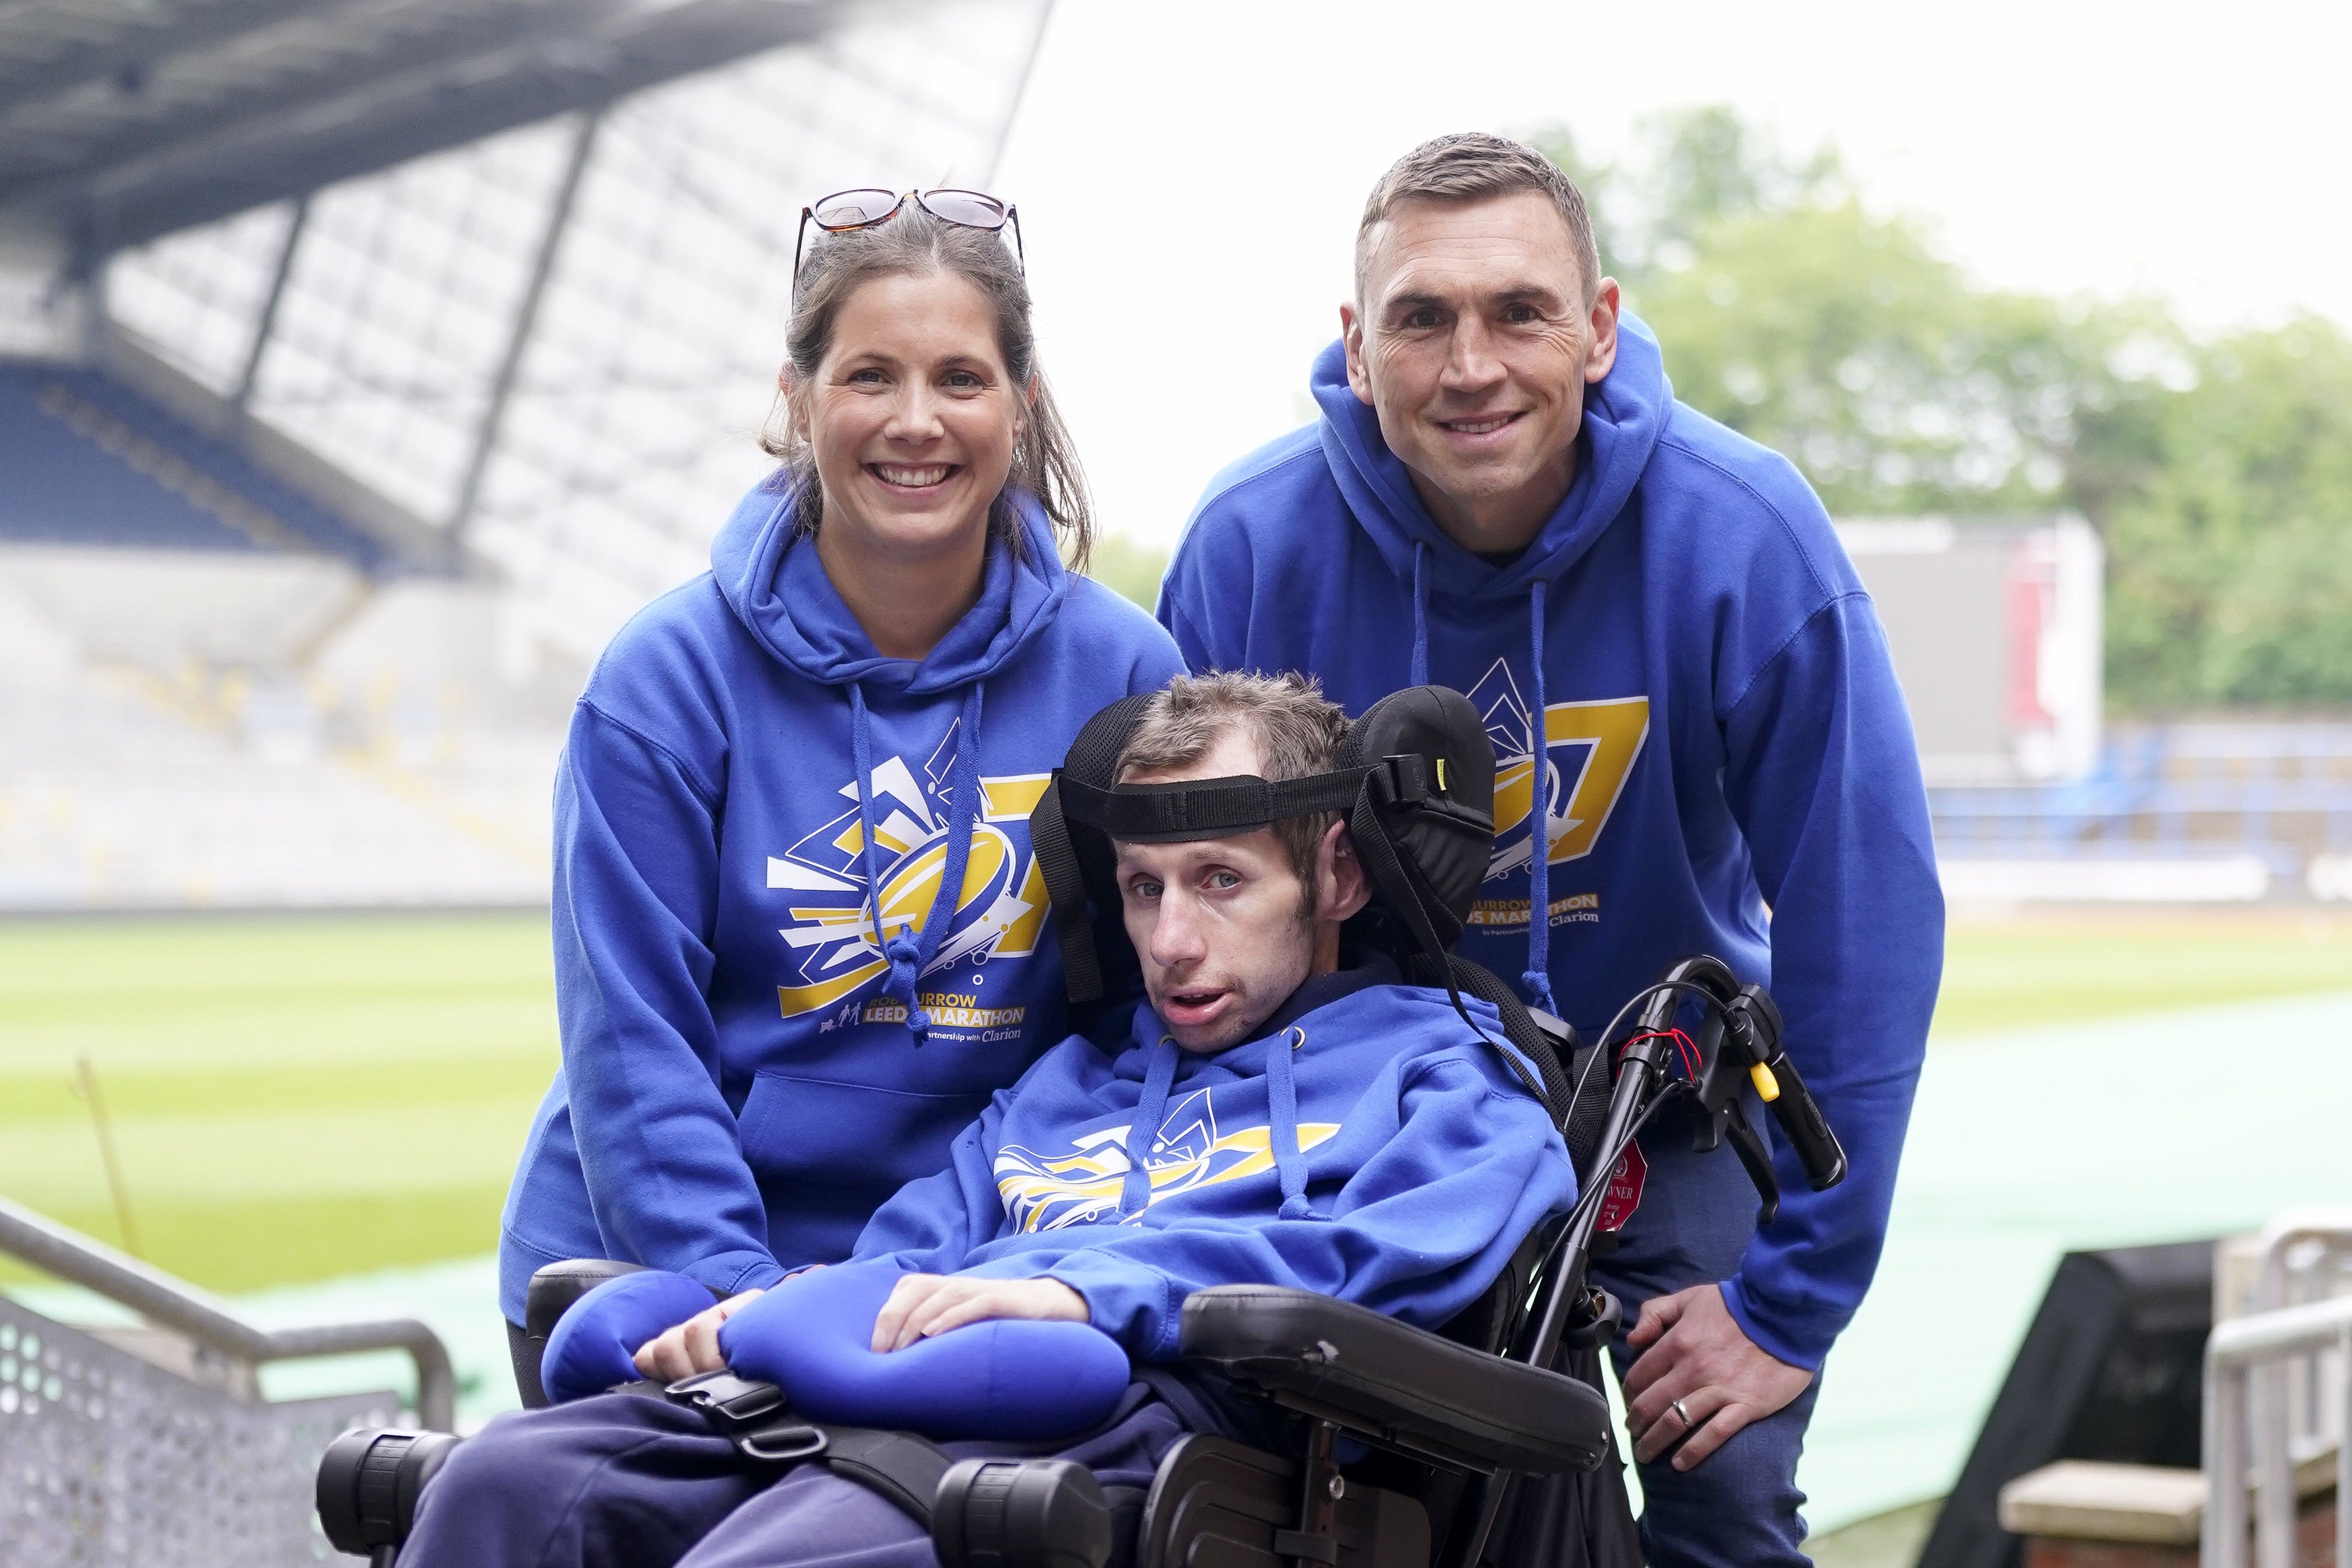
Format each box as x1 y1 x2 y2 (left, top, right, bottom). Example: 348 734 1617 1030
540 1269 717 1405
718 1260 1131 1441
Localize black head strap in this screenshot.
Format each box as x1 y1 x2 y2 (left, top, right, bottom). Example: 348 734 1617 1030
1057 758 1436 844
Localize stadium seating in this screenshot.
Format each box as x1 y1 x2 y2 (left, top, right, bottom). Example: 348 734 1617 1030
0 359 388 569
0 669 559 910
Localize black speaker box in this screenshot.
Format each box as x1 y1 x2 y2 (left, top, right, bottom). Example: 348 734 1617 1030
1914 1237 2214 1568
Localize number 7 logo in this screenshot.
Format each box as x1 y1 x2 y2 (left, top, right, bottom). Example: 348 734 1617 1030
1490 696 1650 874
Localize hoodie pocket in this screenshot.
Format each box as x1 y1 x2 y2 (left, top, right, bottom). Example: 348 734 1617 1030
736 1072 992 1188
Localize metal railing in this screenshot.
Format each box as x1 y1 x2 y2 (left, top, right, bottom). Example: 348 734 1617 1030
0 1193 454 1429
2203 1211 2352 1568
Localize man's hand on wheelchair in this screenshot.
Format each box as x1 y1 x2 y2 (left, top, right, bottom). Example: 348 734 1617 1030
1622 1283 1812 1471
633 1289 766 1382
869 1274 1087 1351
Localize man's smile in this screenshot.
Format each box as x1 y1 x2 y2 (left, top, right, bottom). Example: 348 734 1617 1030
1433 411 1528 440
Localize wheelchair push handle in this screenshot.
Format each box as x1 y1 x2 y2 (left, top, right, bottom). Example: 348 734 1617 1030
1720 985 1848 1193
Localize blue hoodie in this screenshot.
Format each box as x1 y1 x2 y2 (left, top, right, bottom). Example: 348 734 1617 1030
499 480 1185 1323
1156 321 1944 1370
848 964 1576 1359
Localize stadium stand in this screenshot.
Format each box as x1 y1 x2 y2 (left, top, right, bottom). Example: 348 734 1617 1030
1931 723 2352 903
0 562 561 910
0 357 394 566
0 0 1054 917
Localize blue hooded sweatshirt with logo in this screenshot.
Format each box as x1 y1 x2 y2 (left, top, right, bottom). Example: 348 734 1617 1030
499 480 1185 1324
1155 320 1944 1369
849 966 1576 1359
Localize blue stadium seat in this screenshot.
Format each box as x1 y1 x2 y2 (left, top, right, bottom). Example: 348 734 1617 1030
0 358 388 570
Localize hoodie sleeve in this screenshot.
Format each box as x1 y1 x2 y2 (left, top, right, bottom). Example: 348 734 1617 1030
554 700 785 1300
1715 590 1944 1370
958 1058 1575 1362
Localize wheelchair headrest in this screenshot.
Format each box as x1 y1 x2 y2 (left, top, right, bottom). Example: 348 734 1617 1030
1029 684 1496 1004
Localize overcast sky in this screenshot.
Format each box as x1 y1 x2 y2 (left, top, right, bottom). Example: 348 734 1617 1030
993 0 2352 550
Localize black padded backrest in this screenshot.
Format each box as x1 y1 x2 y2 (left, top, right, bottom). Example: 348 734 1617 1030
1337 685 1496 939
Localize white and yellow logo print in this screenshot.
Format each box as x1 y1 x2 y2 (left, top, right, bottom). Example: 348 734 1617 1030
1464 659 1648 927
768 716 1051 1022
994 1087 1341 1232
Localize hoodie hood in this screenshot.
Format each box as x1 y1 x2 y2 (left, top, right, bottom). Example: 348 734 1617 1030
1310 312 1672 602
706 476 1077 1045
1307 315 1672 1015
709 477 1072 696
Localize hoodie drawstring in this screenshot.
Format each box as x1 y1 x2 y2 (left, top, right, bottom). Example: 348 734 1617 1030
1408 541 1431 688
846 680 986 1048
1264 1026 1315 1220
1119 1036 1179 1217
1520 580 1560 1015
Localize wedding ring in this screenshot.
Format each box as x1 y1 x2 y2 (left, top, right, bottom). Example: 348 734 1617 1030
1670 1397 1693 1427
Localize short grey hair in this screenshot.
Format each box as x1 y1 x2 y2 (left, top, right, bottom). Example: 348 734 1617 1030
1354 131 1601 305
1115 672 1349 886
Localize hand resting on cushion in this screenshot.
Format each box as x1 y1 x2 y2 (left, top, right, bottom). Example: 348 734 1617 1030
719 1260 1128 1440
543 1260 1129 1440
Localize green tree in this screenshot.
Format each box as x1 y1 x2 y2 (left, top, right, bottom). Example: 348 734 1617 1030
1540 112 2148 517
1532 108 2352 710
1084 531 1169 612
2097 318 2352 707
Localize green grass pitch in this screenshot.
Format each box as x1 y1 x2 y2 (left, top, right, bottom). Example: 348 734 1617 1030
0 913 557 1293
4 908 2350 1294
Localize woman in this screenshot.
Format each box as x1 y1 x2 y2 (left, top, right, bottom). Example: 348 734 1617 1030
497 191 1185 1400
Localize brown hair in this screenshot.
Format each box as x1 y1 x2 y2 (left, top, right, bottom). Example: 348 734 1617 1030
1354 132 1601 306
1114 672 1351 896
761 202 1093 570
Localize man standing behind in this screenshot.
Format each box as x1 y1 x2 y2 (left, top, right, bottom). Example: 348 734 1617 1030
1158 132 1944 1566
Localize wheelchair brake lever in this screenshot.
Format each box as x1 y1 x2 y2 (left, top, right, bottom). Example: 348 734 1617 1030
1690 1106 1725 1154
1688 1010 1739 1156
1725 985 1849 1192
1723 1101 1780 1228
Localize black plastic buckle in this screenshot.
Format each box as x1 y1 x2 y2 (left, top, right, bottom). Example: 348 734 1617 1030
733 1418 829 1464
1377 753 1433 804
665 1369 788 1429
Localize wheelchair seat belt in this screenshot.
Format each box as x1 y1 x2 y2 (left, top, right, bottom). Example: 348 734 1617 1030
658 1370 954 1526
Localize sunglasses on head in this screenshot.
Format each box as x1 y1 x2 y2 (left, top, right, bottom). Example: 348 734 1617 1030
792 188 1024 285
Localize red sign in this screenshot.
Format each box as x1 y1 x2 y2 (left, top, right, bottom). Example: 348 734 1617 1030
1595 1141 1647 1234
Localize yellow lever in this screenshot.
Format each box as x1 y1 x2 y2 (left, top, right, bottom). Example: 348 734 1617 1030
1749 1061 1782 1102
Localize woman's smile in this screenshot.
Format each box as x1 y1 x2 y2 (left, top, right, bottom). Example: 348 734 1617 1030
866 462 959 491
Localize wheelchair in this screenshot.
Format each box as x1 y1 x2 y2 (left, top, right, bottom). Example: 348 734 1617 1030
317 686 1846 1567
317 952 1842 1568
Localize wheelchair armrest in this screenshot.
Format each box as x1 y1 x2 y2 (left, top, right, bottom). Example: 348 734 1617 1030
524 1258 652 1340
1177 1286 1610 1477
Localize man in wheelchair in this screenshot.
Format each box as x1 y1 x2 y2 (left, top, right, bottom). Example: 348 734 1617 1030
384 672 1586 1568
